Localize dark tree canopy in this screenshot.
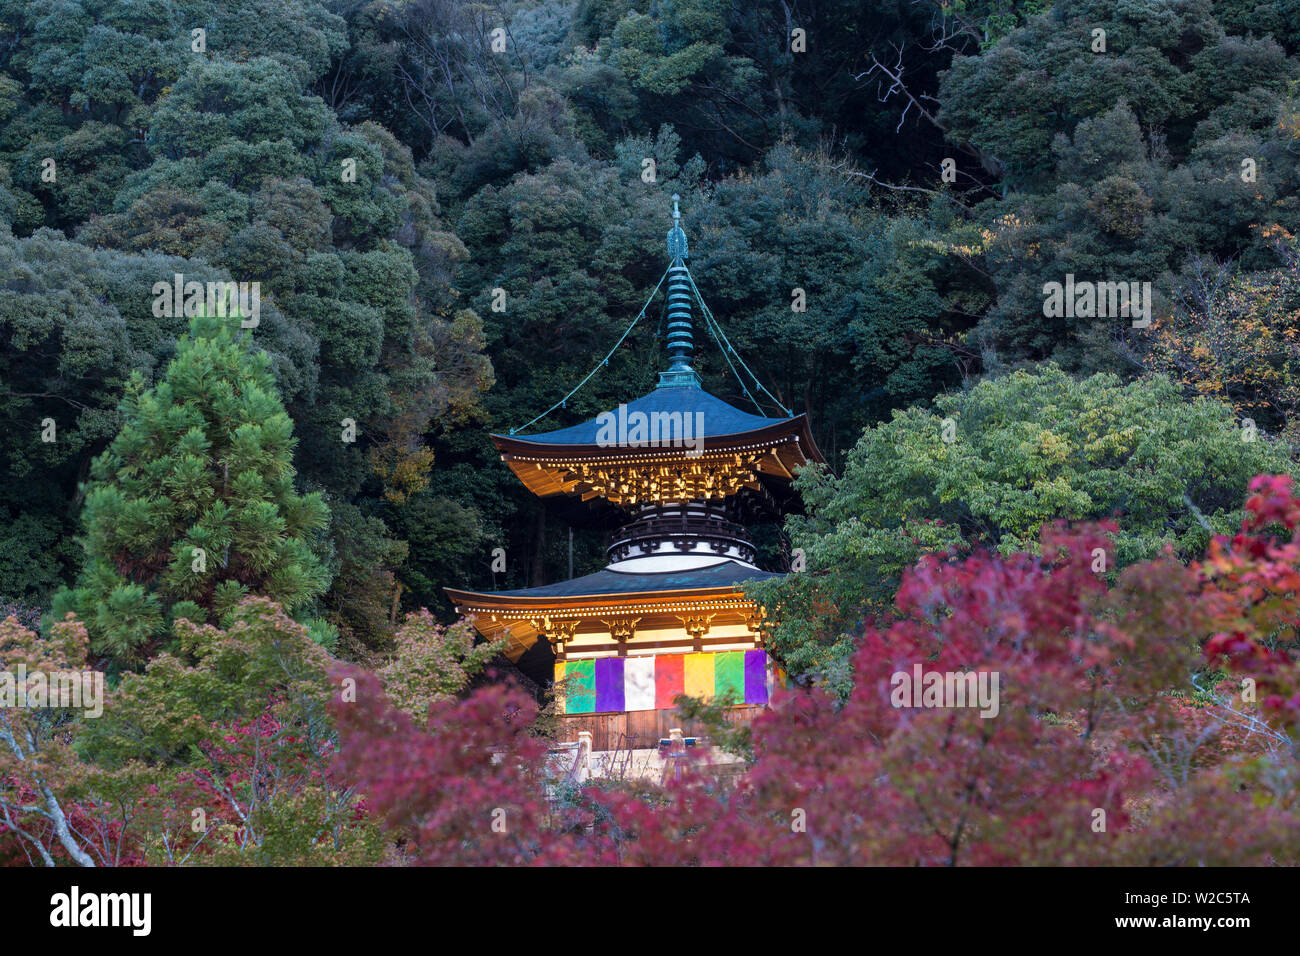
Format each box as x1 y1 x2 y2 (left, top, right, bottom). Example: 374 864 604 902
2 0 1299 661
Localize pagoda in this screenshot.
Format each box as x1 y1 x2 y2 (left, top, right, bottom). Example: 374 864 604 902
445 197 823 750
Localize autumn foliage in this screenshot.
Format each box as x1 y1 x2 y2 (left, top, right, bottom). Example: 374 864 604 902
9 477 1300 865
333 476 1300 865
330 671 562 865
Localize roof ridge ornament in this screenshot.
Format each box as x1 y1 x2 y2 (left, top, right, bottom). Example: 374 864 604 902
658 193 703 390
667 194 688 259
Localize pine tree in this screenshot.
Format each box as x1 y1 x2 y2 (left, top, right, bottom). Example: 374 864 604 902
53 310 331 671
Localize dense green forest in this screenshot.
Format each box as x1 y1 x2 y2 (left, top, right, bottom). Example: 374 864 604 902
10 0 1300 874
5 0 1300 671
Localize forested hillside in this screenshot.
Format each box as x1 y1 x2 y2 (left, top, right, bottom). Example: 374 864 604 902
7 0 1300 654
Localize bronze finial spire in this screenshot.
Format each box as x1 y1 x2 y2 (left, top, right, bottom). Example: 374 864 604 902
659 194 701 388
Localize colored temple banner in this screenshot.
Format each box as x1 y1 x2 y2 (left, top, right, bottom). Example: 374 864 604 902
654 654 684 709
557 659 596 714
714 651 745 700
744 649 769 705
624 656 656 711
683 653 713 699
562 650 775 714
594 657 625 713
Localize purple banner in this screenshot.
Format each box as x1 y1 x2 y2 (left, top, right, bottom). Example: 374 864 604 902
744 649 768 705
594 657 626 713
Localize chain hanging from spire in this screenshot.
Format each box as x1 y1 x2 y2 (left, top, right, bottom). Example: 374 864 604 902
508 195 795 434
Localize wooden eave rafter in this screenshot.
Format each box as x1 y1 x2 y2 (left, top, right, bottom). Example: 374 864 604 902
492 415 823 505
444 584 767 662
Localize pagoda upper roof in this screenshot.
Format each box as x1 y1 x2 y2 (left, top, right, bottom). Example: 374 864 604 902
491 384 823 508
496 385 788 447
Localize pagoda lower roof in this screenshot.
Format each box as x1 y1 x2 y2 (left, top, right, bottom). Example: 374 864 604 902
445 559 779 661
483 561 774 598
449 559 779 605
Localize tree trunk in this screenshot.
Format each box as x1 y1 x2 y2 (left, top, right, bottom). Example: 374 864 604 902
530 506 546 586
